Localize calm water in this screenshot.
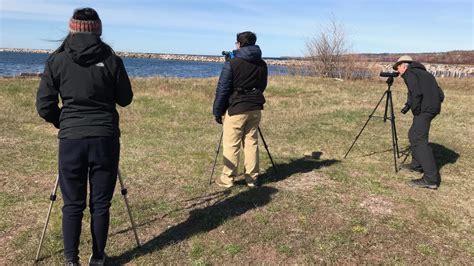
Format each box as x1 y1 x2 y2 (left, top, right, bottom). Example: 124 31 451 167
0 52 288 77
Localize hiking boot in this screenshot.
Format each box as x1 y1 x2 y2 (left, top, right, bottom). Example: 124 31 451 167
215 176 234 188
399 164 423 174
89 254 106 266
408 178 439 190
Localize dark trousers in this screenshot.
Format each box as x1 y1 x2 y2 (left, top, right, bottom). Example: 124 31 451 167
58 137 119 262
408 113 440 184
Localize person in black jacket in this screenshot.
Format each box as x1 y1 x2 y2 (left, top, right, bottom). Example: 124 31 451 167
394 55 444 189
36 8 133 265
213 31 268 188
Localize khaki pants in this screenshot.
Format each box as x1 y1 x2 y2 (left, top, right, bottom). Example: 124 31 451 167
218 110 262 185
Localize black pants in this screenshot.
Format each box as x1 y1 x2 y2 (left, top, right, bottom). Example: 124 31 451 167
408 113 440 184
58 137 119 262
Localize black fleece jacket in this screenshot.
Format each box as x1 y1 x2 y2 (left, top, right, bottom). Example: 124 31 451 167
401 61 444 116
36 34 133 139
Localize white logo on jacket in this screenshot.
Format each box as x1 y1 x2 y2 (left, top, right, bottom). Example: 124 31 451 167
96 62 105 67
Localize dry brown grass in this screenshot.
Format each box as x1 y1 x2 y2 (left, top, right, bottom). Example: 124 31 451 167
0 76 473 264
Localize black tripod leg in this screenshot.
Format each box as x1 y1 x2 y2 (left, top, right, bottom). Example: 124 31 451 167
390 121 398 172
344 91 388 158
387 92 399 172
389 96 400 158
35 175 60 262
209 129 223 185
400 147 411 165
383 90 390 123
394 128 400 158
258 127 277 175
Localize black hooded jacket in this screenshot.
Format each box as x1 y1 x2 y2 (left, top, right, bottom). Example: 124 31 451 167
36 34 133 139
401 61 444 116
213 45 268 117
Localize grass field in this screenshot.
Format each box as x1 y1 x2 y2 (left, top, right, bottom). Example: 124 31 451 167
0 76 473 264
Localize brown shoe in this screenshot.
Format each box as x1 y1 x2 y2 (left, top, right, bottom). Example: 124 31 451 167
215 176 234 188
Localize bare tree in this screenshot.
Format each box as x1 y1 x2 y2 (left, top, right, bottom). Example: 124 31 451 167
306 15 353 78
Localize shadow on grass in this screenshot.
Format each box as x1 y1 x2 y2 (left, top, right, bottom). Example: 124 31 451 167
259 151 340 185
110 190 232 237
36 191 234 262
109 186 278 264
399 143 459 170
431 143 460 170
359 148 393 157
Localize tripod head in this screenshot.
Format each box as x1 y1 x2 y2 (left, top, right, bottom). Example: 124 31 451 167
386 76 394 87
379 71 398 88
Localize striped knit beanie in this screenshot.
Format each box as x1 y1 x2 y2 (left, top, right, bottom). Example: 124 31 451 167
69 17 102 36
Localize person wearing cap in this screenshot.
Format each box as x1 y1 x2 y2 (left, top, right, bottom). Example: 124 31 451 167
212 31 268 188
36 7 133 265
393 55 444 189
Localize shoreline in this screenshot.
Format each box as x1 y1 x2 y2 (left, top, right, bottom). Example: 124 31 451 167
1 48 473 78
0 48 296 66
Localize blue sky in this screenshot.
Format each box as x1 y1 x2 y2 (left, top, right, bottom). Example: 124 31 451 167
1 0 473 57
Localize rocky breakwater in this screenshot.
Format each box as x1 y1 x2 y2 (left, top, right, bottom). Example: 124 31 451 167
380 63 474 78
2 48 472 78
116 51 302 66
0 48 52 54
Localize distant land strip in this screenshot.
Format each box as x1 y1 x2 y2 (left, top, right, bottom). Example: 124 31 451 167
1 48 473 78
0 48 296 66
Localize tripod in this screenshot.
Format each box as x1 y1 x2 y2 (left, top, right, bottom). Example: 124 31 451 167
208 126 277 185
344 76 400 172
35 169 141 263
